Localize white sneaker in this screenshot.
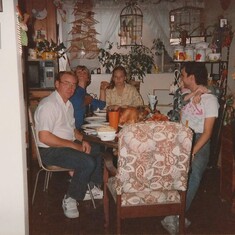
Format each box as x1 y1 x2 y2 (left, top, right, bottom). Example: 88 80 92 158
161 215 191 235
62 196 79 219
83 185 103 201
161 216 178 235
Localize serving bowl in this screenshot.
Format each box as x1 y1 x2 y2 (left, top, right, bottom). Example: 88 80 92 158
97 126 116 141
97 132 116 141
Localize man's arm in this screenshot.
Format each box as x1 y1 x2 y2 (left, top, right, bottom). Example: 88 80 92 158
39 130 84 152
192 117 216 156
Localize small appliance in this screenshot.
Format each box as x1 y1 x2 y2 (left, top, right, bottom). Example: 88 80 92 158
27 60 57 88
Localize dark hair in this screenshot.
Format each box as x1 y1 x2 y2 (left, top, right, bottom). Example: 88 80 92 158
56 71 76 81
109 65 127 88
181 62 208 86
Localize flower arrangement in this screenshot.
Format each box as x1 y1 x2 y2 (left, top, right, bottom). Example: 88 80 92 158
36 39 66 59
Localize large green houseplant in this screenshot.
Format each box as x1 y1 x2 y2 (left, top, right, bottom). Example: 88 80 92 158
98 42 155 82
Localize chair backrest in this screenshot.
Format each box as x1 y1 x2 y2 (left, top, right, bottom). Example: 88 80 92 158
116 121 193 194
28 107 44 169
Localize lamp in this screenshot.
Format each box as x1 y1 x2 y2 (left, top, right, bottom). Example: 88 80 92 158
119 0 143 46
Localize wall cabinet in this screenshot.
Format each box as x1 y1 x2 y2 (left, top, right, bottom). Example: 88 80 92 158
25 0 57 44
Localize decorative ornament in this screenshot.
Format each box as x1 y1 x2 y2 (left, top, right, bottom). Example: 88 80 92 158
32 8 48 20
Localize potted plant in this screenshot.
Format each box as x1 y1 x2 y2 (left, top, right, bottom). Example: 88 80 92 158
98 41 155 82
36 39 66 59
128 45 154 81
98 42 115 73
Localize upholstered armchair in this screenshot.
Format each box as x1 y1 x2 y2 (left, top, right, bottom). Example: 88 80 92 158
103 121 193 234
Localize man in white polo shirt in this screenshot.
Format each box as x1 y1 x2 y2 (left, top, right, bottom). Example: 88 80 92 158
34 71 103 219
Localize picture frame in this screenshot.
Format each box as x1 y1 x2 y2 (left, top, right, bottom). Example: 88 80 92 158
0 0 2 12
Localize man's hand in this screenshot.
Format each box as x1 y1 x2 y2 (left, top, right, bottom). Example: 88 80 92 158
84 95 93 105
81 140 91 154
74 129 83 142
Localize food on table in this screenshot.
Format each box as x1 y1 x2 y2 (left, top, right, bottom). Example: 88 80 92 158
119 106 150 125
96 126 116 132
147 112 169 121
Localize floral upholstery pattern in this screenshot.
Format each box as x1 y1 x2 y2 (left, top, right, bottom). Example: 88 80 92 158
107 121 193 206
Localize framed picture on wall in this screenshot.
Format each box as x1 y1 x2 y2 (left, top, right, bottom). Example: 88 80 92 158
0 0 3 12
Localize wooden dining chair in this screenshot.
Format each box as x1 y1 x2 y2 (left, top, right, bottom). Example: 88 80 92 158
28 107 96 208
103 121 193 234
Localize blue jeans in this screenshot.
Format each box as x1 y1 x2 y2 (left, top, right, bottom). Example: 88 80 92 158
39 142 103 201
186 133 210 211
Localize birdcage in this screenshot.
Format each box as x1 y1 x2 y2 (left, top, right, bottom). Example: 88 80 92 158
119 0 143 46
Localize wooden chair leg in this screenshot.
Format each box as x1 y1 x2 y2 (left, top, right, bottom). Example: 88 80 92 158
179 215 185 235
116 195 121 235
179 192 186 235
103 166 109 228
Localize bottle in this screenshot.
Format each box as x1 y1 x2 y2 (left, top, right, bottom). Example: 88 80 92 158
86 104 93 117
97 68 101 74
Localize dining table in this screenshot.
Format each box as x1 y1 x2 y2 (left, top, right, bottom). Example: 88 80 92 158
82 131 118 227
82 131 118 177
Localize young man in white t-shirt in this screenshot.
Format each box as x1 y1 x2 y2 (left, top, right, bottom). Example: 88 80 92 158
162 62 219 234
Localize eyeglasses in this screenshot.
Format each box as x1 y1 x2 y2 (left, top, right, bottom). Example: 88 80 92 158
59 81 77 89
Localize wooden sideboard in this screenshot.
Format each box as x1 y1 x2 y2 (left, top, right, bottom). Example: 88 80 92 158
220 121 235 213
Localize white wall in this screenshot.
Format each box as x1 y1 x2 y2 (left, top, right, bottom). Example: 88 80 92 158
0 0 29 234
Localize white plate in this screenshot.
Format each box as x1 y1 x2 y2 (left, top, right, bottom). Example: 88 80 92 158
83 129 97 135
93 110 107 117
84 116 107 123
81 123 109 130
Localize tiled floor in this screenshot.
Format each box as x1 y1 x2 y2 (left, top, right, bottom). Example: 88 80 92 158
28 162 235 235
